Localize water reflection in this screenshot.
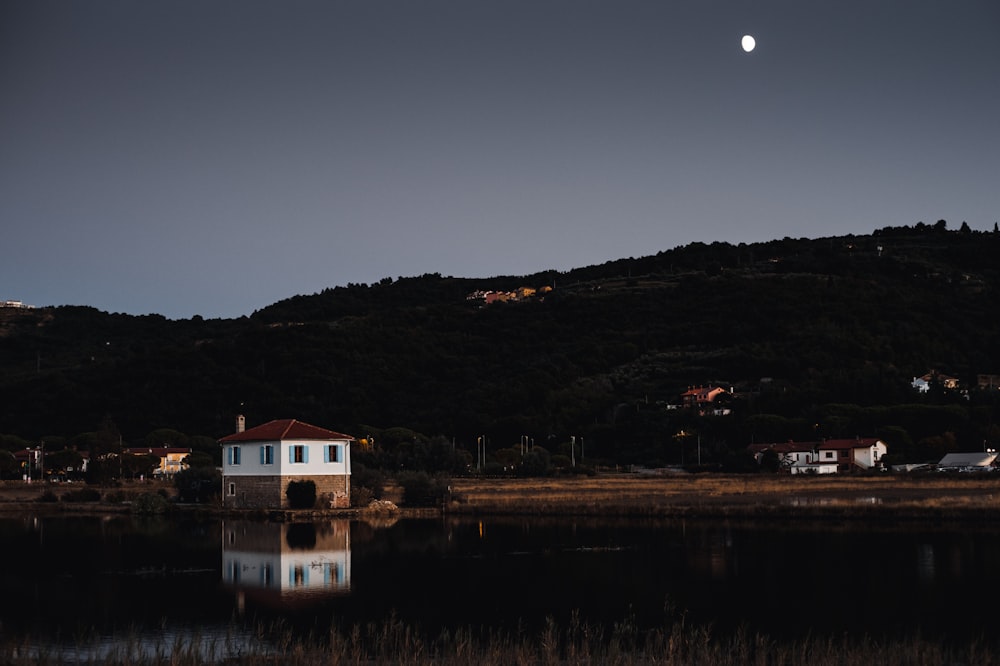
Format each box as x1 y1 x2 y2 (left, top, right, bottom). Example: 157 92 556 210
222 519 351 611
3 512 1000 650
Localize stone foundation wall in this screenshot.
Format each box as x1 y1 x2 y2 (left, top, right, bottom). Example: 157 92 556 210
223 474 350 509
310 474 351 508
223 475 282 509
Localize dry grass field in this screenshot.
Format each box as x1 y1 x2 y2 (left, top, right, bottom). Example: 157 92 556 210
445 473 1000 520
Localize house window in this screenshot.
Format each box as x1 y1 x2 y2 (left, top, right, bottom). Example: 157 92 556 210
260 445 274 465
325 444 341 463
823 451 834 460
840 450 848 459
229 446 241 466
290 445 308 464
228 482 236 496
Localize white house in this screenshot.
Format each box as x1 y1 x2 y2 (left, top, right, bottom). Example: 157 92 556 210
815 438 887 473
749 438 887 475
219 417 353 509
747 441 839 475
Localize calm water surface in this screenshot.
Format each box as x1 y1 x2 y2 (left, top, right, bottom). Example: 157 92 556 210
1 512 997 653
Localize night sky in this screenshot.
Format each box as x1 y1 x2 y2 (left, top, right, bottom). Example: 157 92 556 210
2 1 997 319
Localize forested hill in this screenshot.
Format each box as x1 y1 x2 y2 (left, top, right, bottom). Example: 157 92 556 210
2 223 999 467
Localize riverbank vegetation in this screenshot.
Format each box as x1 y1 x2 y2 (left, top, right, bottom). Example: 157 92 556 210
3 614 997 665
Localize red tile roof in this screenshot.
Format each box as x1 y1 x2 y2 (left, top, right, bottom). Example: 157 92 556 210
816 438 880 450
748 438 882 454
219 419 354 443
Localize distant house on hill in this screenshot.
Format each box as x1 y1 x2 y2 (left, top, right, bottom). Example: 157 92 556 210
219 417 353 510
912 370 960 393
680 386 730 415
749 438 887 475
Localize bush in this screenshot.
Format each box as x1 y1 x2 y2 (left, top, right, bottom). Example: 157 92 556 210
519 447 552 477
351 463 384 507
174 467 221 503
397 471 450 507
286 480 317 509
36 490 59 503
61 487 102 503
132 492 171 515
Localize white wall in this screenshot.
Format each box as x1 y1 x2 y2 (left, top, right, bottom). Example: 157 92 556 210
222 438 351 477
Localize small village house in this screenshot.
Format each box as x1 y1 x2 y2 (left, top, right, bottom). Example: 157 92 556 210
911 370 960 393
680 386 730 415
749 438 887 475
123 446 192 477
219 417 353 509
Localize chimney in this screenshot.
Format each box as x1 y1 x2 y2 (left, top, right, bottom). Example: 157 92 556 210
236 415 245 434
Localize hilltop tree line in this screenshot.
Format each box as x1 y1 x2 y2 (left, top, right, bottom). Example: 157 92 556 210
1 224 999 476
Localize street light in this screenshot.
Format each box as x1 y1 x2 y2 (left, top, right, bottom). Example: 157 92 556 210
675 430 701 466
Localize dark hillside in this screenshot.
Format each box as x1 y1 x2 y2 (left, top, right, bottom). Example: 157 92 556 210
2 226 998 467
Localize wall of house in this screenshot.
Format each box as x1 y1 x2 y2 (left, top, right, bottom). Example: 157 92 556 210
853 444 886 469
790 464 838 475
222 440 351 478
223 475 283 509
222 474 351 509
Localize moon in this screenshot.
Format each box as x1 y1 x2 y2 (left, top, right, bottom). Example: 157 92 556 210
741 34 756 52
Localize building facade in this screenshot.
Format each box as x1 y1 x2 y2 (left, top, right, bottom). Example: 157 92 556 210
219 418 353 509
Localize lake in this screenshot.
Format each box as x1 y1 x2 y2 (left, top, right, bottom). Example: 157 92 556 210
2 511 997 659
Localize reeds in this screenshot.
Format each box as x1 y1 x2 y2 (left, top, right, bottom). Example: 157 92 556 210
2 615 997 665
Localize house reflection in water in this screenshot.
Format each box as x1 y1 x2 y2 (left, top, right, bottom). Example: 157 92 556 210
221 519 351 611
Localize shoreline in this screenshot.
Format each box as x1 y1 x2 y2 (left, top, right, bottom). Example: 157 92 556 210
4 473 1000 522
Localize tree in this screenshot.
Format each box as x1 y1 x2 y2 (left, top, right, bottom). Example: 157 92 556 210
183 451 215 469
47 448 84 480
0 450 17 479
758 449 782 473
87 416 124 485
519 447 552 477
397 471 449 507
174 466 221 503
121 452 159 480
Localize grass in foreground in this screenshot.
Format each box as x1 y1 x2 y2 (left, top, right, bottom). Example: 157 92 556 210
4 614 998 666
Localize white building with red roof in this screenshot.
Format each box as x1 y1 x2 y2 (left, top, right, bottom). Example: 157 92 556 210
219 417 354 509
748 438 887 475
